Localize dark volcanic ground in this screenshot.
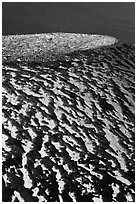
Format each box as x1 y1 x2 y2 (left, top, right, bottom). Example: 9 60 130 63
2 2 135 43
2 36 135 202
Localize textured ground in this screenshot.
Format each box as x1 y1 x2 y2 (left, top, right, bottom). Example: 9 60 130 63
2 34 135 202
2 33 117 63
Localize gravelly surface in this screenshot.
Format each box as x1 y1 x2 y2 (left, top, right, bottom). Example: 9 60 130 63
2 33 117 63
2 34 135 202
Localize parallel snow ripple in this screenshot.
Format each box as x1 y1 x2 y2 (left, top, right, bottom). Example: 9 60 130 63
2 42 135 202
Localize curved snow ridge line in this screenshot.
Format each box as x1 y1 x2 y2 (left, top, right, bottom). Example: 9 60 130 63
2 33 118 62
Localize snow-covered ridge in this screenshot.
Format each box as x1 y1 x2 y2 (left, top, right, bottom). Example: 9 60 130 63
2 33 118 62
2 35 134 202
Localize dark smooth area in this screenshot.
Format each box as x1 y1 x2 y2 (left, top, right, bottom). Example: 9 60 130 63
2 2 135 43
